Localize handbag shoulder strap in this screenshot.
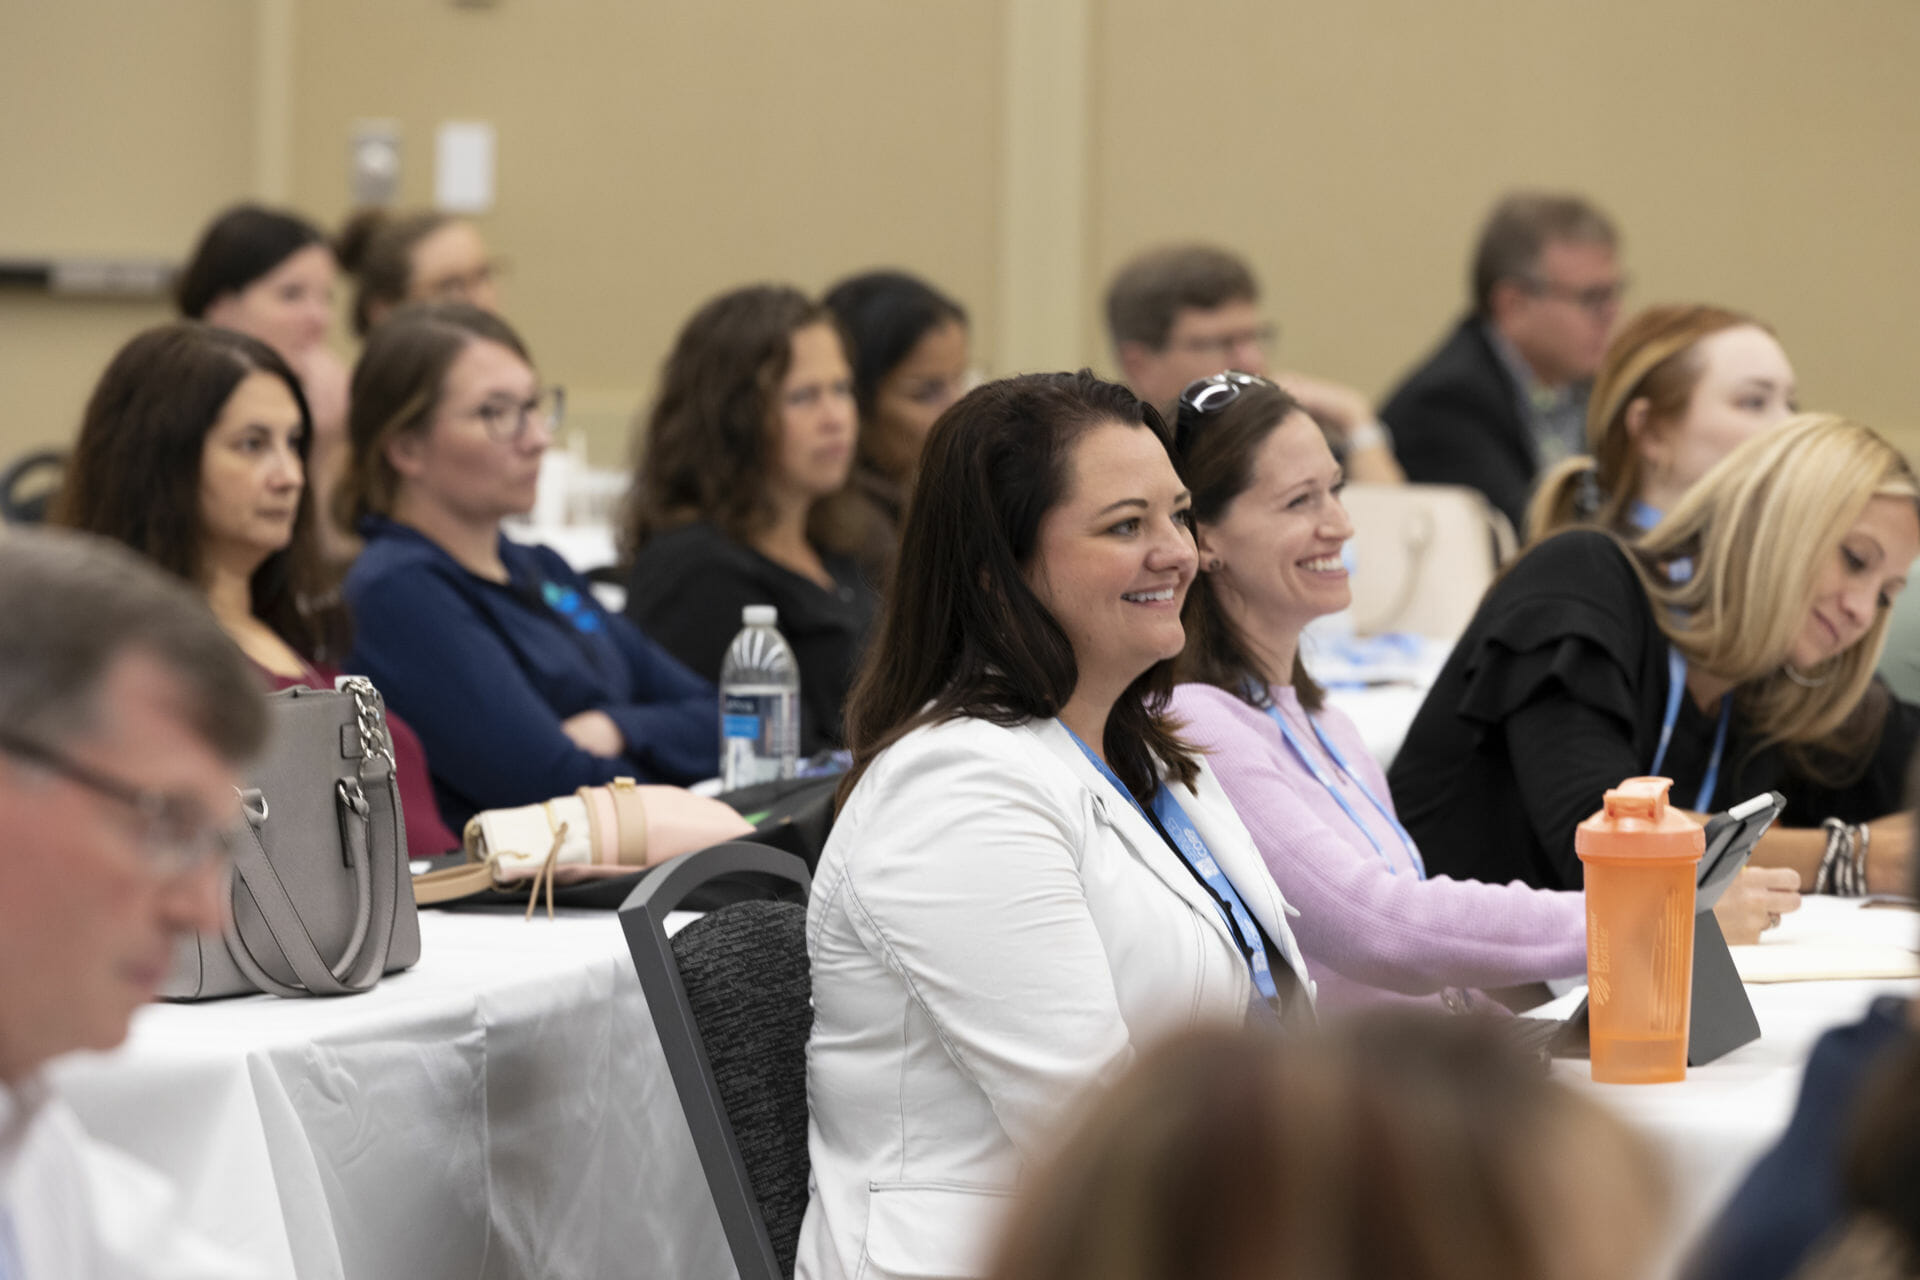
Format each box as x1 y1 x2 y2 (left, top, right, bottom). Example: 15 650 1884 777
224 794 361 997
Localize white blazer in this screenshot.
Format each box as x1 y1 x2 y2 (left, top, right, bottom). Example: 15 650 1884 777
795 715 1312 1280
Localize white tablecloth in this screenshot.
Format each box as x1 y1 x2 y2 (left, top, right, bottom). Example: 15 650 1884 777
48 909 728 1280
1544 896 1918 1275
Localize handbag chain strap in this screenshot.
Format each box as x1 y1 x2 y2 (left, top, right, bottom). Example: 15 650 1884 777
342 675 396 780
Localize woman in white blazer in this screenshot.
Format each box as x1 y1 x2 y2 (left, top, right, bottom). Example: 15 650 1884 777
798 371 1315 1280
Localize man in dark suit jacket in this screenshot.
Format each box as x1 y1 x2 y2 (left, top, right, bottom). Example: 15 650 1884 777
1380 193 1625 534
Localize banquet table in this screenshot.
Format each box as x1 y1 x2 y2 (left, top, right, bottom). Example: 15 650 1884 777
47 887 1916 1280
49 908 729 1280
1542 896 1918 1275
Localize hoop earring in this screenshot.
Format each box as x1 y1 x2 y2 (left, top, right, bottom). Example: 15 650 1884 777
1783 662 1836 688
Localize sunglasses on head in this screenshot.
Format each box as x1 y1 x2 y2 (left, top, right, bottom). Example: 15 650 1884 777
1174 370 1276 458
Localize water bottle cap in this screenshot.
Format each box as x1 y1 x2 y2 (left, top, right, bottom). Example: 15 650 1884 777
742 604 778 626
1575 776 1704 863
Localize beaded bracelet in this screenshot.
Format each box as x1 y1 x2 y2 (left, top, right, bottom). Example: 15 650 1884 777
1816 817 1869 896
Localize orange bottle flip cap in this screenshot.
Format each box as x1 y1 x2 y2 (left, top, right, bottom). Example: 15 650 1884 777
1575 776 1704 863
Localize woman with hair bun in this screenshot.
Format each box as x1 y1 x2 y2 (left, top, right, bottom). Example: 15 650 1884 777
334 208 500 337
1526 303 1796 541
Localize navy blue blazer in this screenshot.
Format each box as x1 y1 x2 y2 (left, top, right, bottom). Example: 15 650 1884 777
345 517 718 830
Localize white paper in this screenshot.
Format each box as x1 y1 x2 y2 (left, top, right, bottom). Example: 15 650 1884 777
434 121 494 213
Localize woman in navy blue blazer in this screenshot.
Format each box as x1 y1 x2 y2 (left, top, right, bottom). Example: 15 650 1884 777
340 303 716 831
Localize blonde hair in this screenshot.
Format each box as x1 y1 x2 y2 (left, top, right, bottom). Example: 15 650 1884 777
1527 304 1761 541
1631 413 1919 749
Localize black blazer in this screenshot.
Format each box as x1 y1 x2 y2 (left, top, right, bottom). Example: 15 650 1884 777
1379 316 1537 534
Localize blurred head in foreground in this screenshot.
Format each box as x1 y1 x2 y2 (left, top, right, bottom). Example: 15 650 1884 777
987 1016 1666 1280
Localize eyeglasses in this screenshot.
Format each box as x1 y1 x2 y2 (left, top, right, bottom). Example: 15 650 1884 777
1171 323 1278 359
0 729 232 878
1521 275 1629 316
420 257 507 304
463 386 566 443
1174 370 1275 457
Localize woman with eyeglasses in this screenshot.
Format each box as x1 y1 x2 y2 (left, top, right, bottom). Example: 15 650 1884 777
53 322 460 860
622 284 877 755
801 371 1311 1280
822 269 973 587
1165 374 1793 1012
335 208 502 338
340 303 716 831
1389 413 1919 898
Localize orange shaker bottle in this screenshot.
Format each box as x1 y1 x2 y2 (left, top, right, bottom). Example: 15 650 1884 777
1576 776 1704 1083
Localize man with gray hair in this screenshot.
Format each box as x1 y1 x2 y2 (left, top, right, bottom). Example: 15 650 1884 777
1380 191 1625 533
0 528 268 1278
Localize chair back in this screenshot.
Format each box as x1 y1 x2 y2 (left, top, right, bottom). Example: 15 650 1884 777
1340 482 1517 638
620 842 812 1280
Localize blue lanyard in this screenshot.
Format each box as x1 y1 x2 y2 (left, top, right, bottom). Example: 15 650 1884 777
1628 501 1695 581
1062 724 1279 1002
1261 699 1426 878
1650 647 1731 812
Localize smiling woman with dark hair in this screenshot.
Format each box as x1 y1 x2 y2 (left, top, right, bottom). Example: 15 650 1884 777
799 369 1311 1280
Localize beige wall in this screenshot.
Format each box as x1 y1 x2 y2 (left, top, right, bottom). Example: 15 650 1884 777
1088 1 1920 451
287 0 1005 463
0 0 262 451
3 0 1917 468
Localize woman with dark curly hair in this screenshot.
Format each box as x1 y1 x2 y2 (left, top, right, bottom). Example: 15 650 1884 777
622 283 877 753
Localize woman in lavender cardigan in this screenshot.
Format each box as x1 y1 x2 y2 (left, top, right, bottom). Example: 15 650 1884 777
1165 373 1791 1012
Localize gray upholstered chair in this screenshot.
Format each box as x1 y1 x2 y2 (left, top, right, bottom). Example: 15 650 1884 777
620 842 812 1280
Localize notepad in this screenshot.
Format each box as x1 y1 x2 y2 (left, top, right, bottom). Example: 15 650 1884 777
1731 901 1920 983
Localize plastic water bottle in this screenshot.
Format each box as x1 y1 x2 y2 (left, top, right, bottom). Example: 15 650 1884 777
719 604 800 790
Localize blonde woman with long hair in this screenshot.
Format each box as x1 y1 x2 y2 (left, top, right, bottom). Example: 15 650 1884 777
1390 415 1919 896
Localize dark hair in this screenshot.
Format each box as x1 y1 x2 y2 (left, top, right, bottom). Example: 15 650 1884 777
822 269 968 422
175 204 327 319
625 283 860 558
340 302 533 527
0 528 267 763
335 207 457 337
1105 245 1259 351
1470 192 1618 316
1173 381 1324 712
838 369 1200 809
987 1016 1664 1280
52 322 343 662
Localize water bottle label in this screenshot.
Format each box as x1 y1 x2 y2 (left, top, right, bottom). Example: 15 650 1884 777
723 713 760 741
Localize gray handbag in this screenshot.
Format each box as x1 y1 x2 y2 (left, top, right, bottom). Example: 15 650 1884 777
162 676 422 1000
